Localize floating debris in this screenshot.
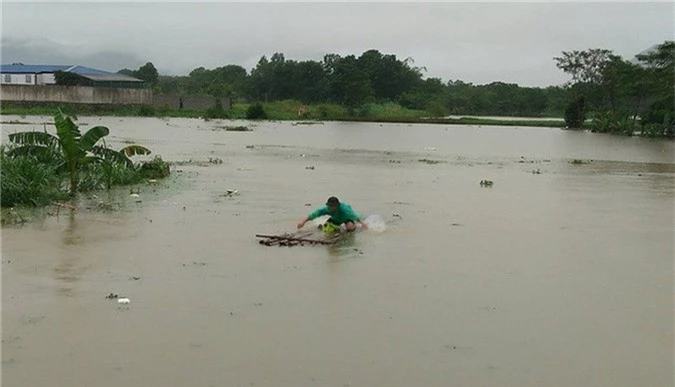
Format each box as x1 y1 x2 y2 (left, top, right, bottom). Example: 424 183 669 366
292 121 324 126
532 169 542 174
480 180 494 187
305 166 315 170
256 231 344 246
223 125 250 131
418 158 443 165
117 298 130 305
221 189 238 197
96 202 114 211
105 293 118 299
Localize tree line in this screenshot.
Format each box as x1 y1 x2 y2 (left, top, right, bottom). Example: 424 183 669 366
121 50 569 118
554 40 673 137
117 43 672 136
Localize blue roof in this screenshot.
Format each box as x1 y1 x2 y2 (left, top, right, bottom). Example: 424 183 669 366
0 64 114 75
68 65 113 75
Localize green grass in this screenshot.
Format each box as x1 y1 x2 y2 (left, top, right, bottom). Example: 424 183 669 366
1 100 570 128
358 102 428 119
0 149 68 207
439 116 567 128
1 143 171 209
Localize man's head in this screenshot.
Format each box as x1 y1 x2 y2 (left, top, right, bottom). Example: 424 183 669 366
326 196 340 211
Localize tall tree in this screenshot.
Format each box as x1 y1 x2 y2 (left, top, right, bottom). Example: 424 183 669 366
136 62 159 86
54 71 85 86
327 55 373 107
554 49 619 128
118 62 159 86
635 41 674 136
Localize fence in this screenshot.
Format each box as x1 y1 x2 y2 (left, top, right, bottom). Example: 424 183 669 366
0 85 230 111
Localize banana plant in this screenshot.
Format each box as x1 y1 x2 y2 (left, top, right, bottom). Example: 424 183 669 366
8 109 151 196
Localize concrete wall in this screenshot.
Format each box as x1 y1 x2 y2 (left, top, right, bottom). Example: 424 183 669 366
182 95 215 110
0 84 152 105
152 94 181 109
0 85 230 110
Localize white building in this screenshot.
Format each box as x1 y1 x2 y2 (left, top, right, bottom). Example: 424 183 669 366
0 63 143 88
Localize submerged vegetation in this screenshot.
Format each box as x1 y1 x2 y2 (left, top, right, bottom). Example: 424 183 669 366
1 109 170 209
554 41 674 137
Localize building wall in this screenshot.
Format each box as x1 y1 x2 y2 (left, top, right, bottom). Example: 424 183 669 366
36 73 56 85
0 85 152 104
2 73 35 85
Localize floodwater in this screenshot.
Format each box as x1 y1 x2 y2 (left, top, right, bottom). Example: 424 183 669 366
2 116 674 387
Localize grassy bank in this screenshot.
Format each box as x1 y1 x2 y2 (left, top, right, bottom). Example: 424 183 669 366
1 100 567 128
0 103 205 118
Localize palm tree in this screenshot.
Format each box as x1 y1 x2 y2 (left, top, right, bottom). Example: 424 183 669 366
7 109 151 196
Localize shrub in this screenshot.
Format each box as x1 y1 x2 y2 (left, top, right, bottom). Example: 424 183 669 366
564 96 585 129
246 103 267 120
205 100 229 119
426 98 448 117
0 149 67 207
357 104 373 118
137 105 155 117
139 156 171 179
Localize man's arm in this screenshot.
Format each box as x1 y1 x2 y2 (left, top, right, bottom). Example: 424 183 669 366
297 216 310 229
345 204 367 229
298 206 327 228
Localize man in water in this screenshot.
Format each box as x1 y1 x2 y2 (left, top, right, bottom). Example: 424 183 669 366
297 196 367 232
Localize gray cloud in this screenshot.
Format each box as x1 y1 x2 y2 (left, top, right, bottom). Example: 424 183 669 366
1 2 672 86
1 36 144 71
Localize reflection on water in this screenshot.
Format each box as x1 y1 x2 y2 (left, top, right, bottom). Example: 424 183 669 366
61 210 83 246
326 233 359 260
53 211 84 296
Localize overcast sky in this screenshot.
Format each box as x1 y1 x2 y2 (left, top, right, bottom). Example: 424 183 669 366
1 1 673 87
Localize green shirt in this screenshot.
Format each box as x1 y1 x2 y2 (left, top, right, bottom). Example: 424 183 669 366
308 203 361 225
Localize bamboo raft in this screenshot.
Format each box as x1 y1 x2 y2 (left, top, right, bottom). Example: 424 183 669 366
256 230 344 246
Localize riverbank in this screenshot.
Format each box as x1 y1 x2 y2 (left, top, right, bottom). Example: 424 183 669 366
0 100 568 128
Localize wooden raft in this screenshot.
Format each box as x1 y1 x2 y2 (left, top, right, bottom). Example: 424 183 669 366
256 231 343 246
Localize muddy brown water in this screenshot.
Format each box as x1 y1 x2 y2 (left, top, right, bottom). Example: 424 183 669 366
2 116 674 387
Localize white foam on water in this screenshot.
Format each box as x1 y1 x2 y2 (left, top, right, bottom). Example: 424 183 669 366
363 214 387 232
